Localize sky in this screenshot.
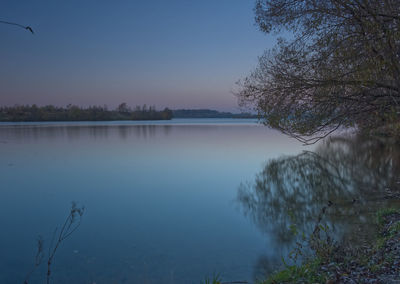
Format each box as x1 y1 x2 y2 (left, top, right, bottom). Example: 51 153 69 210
0 0 274 112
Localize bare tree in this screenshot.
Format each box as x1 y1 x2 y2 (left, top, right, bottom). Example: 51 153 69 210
237 0 400 143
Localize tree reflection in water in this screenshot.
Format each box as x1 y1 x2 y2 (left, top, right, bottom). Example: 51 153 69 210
237 134 400 279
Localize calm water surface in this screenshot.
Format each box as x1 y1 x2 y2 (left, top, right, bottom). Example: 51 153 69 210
1 119 399 283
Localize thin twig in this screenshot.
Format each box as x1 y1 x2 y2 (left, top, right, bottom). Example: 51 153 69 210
0 20 34 34
46 202 84 284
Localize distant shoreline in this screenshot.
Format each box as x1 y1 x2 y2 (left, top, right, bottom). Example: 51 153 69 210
172 109 258 119
0 118 260 127
0 104 173 122
0 105 257 122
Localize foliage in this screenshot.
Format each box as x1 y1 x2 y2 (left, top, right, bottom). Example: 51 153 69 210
237 0 400 143
0 104 173 122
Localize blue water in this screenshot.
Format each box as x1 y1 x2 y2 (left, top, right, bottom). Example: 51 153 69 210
2 119 398 283
0 119 306 284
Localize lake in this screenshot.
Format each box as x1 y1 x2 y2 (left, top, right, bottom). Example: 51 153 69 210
1 119 399 283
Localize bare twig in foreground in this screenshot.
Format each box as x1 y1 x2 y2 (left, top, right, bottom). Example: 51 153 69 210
46 202 84 284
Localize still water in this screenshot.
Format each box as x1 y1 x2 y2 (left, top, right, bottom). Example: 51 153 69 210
0 119 399 283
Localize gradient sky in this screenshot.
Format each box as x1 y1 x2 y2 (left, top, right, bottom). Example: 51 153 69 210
0 0 274 111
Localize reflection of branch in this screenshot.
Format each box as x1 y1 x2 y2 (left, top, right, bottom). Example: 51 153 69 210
23 236 44 284
302 150 349 188
238 134 400 278
238 134 400 246
0 20 34 34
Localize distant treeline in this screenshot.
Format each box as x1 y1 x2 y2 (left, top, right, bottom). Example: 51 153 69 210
0 104 173 122
172 109 257 119
0 104 258 122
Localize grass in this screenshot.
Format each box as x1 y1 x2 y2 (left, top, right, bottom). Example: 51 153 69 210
376 208 398 226
201 273 221 284
374 208 400 250
389 221 400 235
375 236 386 250
262 257 327 284
261 207 400 284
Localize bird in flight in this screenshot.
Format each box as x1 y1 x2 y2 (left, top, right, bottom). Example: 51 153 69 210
0 20 34 34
